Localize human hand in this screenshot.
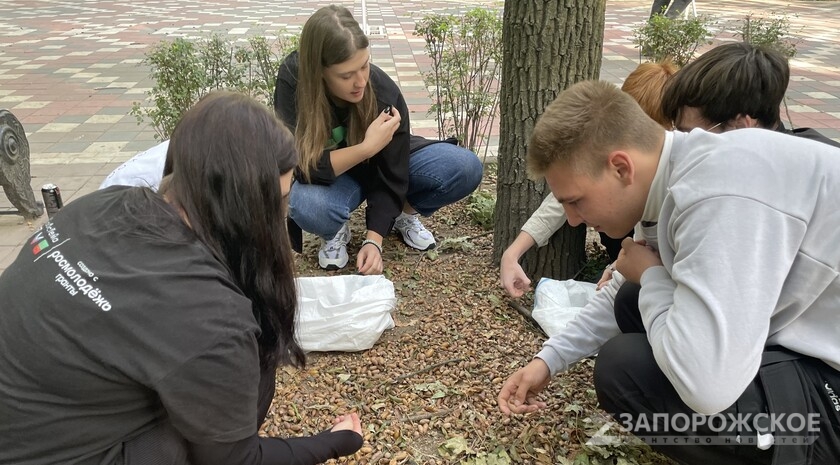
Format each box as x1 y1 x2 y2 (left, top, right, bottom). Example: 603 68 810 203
357 242 383 275
331 412 363 436
497 358 551 415
596 263 614 290
615 238 662 284
500 254 531 298
362 106 401 157
328 412 364 457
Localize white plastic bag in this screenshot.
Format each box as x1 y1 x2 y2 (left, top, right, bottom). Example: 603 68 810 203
296 275 396 352
532 277 597 337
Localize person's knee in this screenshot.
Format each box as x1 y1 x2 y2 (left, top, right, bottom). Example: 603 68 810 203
594 333 654 412
408 147 483 214
462 153 484 191
289 188 351 237
614 282 644 333
442 150 483 200
434 144 482 180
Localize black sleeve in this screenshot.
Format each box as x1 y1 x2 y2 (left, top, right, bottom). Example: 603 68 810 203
362 70 411 237
273 53 298 132
789 127 840 149
188 430 364 465
306 151 338 185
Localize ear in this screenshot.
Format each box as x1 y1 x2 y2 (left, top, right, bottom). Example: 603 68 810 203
607 150 634 185
730 114 760 129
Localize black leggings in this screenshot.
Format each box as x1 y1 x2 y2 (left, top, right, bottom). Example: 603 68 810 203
595 282 840 464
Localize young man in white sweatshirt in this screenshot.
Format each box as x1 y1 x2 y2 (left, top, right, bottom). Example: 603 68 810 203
498 80 840 464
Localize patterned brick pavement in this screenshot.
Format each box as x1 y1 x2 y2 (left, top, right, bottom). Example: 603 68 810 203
2 0 840 272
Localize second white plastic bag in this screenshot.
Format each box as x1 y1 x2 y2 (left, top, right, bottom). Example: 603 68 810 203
532 278 597 337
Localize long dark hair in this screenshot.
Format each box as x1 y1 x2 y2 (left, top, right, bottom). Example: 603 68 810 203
160 91 305 369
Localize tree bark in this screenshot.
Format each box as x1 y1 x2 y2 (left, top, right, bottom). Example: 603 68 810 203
493 0 606 281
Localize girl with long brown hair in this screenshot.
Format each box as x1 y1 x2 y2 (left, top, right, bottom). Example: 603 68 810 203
274 5 483 274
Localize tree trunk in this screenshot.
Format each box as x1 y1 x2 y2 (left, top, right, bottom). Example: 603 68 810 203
493 0 606 281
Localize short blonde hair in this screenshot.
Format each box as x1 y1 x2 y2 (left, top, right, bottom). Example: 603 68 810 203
527 80 663 178
621 60 678 129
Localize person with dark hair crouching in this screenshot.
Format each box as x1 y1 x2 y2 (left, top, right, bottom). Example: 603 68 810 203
662 42 840 149
0 91 363 464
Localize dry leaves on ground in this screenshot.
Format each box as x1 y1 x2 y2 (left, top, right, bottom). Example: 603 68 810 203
262 176 673 465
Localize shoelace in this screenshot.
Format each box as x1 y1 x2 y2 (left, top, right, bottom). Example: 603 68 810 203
324 239 346 251
323 229 349 253
400 215 426 234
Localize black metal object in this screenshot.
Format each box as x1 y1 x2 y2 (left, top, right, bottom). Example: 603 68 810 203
41 183 63 218
0 109 44 219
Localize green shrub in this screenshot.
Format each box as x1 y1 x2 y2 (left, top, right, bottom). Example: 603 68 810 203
131 31 299 140
415 8 502 157
633 14 715 66
738 12 799 58
466 189 495 229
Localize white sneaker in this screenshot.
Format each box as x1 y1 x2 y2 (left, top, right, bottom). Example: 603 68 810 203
394 212 436 251
318 223 350 270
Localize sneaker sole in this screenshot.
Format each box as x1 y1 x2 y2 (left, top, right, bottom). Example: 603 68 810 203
403 239 436 252
319 260 348 270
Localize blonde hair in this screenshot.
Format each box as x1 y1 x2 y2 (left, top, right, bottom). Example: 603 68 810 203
527 80 663 178
621 60 678 129
295 5 379 181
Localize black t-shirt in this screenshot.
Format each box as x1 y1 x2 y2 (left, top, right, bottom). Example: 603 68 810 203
0 187 258 462
0 187 361 464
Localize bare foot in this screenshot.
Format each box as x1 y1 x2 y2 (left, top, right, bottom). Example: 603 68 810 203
330 412 362 436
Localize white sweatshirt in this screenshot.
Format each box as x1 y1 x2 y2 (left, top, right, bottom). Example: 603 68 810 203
99 140 169 192
520 194 566 247
536 133 672 374
539 128 840 415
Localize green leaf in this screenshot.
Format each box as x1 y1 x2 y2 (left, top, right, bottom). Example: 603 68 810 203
438 436 475 458
571 451 591 465
413 381 447 392
485 449 513 465
564 403 584 414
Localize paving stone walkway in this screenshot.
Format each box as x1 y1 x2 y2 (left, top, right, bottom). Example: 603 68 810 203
2 0 839 272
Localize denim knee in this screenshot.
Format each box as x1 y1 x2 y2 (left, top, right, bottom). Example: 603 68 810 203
289 183 355 239
408 143 483 216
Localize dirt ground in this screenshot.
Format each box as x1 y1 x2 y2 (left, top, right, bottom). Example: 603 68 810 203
262 171 673 465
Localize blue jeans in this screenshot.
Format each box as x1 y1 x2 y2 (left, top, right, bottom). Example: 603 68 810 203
289 143 483 239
